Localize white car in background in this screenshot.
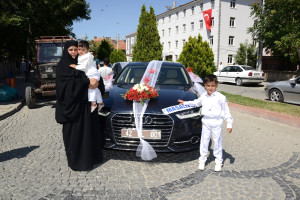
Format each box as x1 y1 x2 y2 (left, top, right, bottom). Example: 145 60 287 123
214 65 265 86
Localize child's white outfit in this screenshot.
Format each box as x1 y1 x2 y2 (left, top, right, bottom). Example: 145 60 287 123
183 91 233 166
76 52 103 106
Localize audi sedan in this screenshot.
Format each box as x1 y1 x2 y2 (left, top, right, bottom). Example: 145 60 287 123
214 65 264 86
265 77 300 105
101 62 203 152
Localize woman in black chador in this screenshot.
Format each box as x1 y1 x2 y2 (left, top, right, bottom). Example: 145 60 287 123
55 40 104 171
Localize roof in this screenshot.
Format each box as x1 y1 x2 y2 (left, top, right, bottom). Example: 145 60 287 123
156 1 197 18
126 61 184 67
125 32 137 38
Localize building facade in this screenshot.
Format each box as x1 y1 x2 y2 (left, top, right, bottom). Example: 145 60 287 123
125 32 137 62
157 0 258 66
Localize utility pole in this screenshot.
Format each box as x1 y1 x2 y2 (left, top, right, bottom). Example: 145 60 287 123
117 34 119 50
256 0 264 71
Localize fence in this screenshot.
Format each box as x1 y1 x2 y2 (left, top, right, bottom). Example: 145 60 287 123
264 70 300 82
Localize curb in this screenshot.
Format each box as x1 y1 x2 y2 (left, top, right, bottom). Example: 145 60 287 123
0 99 25 121
228 102 300 129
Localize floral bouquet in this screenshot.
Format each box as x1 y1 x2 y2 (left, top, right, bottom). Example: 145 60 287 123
122 83 158 104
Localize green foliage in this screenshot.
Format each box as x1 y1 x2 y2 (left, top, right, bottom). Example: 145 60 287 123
177 34 215 79
96 39 114 61
110 50 126 64
249 0 300 65
89 40 101 57
235 42 257 67
0 0 91 59
132 5 162 61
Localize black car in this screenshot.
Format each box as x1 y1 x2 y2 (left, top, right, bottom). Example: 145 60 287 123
102 62 203 152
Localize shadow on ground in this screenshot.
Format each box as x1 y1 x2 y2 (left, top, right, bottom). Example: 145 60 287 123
0 146 39 162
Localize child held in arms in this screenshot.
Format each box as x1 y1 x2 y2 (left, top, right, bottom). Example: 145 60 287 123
178 74 233 172
70 40 104 113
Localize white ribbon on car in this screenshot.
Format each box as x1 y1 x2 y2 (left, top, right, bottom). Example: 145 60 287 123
188 71 206 97
133 60 162 161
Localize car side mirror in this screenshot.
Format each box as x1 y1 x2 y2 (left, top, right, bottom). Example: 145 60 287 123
289 79 296 85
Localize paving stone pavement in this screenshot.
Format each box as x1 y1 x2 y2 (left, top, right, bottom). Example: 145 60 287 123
0 101 299 200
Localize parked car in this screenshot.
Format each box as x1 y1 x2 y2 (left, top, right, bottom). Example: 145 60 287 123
111 62 129 78
101 62 203 152
214 65 264 86
264 77 300 105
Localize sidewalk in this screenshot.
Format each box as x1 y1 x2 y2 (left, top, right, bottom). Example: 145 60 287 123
0 74 30 120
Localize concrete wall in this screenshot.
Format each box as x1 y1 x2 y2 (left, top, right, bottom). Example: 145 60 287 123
264 70 300 82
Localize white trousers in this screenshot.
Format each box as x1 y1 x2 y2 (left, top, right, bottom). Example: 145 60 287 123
199 118 223 164
88 88 103 103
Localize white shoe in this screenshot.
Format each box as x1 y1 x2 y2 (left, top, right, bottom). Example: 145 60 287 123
199 161 205 170
215 163 222 172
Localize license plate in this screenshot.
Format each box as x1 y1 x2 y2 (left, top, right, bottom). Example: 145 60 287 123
46 69 53 73
254 73 260 76
121 128 161 139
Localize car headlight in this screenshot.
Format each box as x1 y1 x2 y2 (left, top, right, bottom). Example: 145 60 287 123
175 107 202 119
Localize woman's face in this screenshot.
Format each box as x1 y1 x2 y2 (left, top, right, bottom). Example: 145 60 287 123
68 46 78 59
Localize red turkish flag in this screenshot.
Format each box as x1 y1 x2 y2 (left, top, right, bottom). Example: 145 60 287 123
203 9 212 32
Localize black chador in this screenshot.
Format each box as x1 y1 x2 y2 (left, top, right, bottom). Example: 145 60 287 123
55 40 104 171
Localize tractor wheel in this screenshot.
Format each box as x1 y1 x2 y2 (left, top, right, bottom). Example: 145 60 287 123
25 86 36 109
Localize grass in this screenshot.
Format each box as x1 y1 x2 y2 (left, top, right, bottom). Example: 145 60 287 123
220 91 300 118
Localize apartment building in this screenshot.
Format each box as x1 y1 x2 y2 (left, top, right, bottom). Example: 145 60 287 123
125 32 137 62
158 0 258 66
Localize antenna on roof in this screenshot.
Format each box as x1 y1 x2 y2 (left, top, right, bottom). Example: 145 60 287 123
166 1 176 11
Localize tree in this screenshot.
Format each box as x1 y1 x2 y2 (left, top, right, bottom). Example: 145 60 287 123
96 39 114 61
0 0 91 60
249 0 300 66
177 34 215 79
132 5 162 61
234 42 257 67
110 50 126 64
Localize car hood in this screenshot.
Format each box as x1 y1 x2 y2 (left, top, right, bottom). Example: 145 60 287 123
103 84 198 114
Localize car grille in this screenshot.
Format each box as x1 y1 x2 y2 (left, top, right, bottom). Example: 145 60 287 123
111 113 173 147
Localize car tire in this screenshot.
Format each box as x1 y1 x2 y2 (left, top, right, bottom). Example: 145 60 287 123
25 86 36 109
236 78 243 86
269 89 283 102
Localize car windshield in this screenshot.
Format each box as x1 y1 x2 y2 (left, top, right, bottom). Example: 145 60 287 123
241 66 255 70
37 43 64 63
115 65 190 85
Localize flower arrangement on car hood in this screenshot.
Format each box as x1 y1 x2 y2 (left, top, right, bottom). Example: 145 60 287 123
122 83 158 104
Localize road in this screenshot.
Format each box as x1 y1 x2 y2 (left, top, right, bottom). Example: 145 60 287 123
217 82 267 100
0 101 299 199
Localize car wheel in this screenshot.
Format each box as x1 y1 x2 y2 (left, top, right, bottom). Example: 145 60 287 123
236 78 243 86
25 86 36 109
269 89 283 102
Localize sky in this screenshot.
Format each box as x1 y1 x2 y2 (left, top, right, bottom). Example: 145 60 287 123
72 0 191 40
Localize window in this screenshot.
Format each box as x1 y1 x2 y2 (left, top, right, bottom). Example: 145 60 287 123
183 39 186 46
211 17 214 27
230 0 236 8
175 55 178 61
229 36 234 45
162 42 164 49
200 3 203 11
168 41 171 49
168 28 171 35
191 6 195 15
228 55 233 64
169 15 171 22
183 24 186 32
175 40 178 48
199 20 203 29
210 36 214 45
211 0 215 8
176 12 179 19
230 17 235 27
183 9 186 17
162 29 164 37
191 22 194 31
176 26 179 34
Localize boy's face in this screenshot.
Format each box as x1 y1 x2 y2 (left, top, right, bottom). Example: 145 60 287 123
204 81 218 96
78 46 88 56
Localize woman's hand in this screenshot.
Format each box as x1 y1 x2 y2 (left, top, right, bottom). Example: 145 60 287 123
89 78 99 89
